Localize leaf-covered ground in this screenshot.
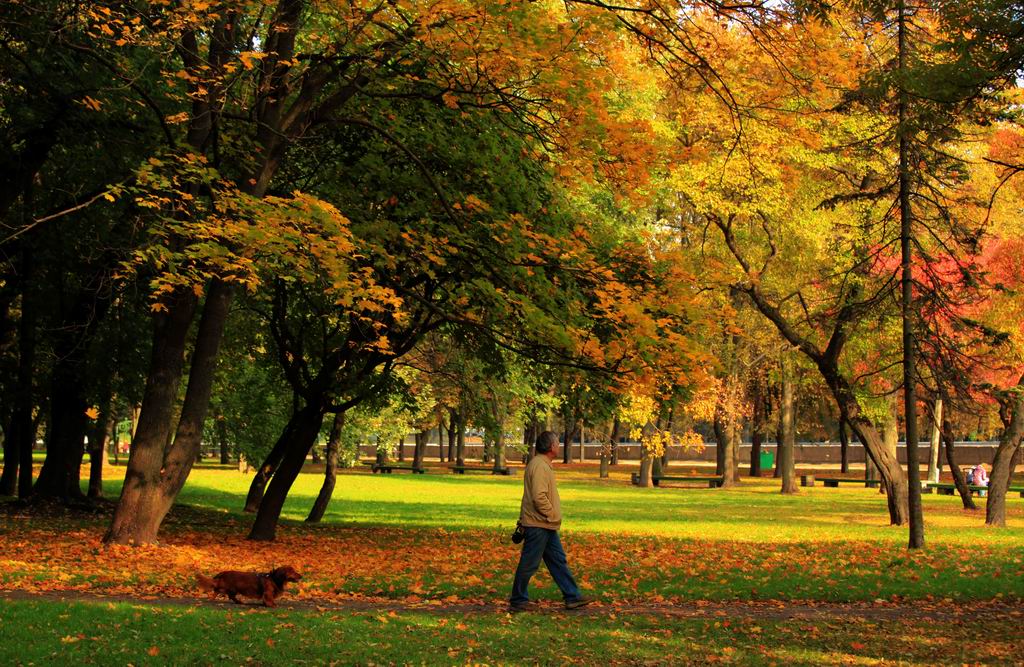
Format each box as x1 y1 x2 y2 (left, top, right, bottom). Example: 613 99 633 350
3 509 1023 606
2 466 1022 605
2 465 1023 664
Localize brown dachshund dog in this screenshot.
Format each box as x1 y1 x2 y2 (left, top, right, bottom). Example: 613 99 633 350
196 566 302 607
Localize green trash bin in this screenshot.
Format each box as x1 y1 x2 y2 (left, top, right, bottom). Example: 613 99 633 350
759 450 774 470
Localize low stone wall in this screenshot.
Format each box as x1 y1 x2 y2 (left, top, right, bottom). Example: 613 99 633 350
599 443 1011 467
362 441 1016 467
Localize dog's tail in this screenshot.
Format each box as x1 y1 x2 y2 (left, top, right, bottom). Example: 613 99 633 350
195 573 216 592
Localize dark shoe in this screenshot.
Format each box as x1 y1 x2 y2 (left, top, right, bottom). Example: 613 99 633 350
564 597 593 610
508 601 534 613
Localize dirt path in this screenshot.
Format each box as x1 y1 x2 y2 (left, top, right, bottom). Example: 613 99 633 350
3 588 1020 621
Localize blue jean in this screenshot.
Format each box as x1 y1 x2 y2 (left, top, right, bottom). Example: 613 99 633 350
510 526 582 604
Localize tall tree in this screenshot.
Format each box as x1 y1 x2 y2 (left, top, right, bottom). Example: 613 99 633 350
97 0 658 544
306 411 346 524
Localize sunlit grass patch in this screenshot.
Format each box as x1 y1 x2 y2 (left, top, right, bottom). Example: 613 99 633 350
160 465 1024 544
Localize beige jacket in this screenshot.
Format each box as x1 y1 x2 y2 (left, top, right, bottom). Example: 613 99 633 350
519 454 562 529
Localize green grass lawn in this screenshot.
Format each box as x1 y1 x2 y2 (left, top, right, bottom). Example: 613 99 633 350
2 463 1024 665
3 596 1023 666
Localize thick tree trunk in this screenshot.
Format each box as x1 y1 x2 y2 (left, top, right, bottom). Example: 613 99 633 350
492 431 505 472
882 399 898 497
927 399 943 484
713 406 736 487
652 454 663 478
562 408 576 465
663 408 674 471
5 244 37 498
872 398 909 522
0 407 15 496
941 418 975 510
35 354 90 499
217 415 230 464
601 417 618 479
779 357 797 494
749 428 762 477
87 383 114 499
774 409 783 479
307 411 344 523
865 438 879 484
455 406 466 466
249 404 326 541
104 281 233 545
714 409 726 475
855 413 908 525
16 410 35 499
824 374 908 525
87 418 110 499
414 429 428 470
156 281 234 496
730 421 741 484
245 407 300 512
397 434 405 462
985 386 1024 527
839 417 850 474
0 292 17 492
750 389 764 477
437 420 446 463
490 419 501 464
447 412 456 462
103 290 198 544
638 455 653 488
581 422 588 464
610 416 620 465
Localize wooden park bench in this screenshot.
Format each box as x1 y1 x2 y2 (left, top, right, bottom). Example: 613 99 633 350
926 482 1024 497
371 463 426 474
928 482 986 496
631 472 724 488
819 477 882 489
450 465 514 475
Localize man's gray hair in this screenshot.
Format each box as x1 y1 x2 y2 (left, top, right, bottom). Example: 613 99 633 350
535 430 559 454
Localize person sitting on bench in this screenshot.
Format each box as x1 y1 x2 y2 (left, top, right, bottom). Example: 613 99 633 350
971 464 989 496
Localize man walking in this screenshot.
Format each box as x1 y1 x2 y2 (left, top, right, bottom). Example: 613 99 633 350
509 430 591 612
